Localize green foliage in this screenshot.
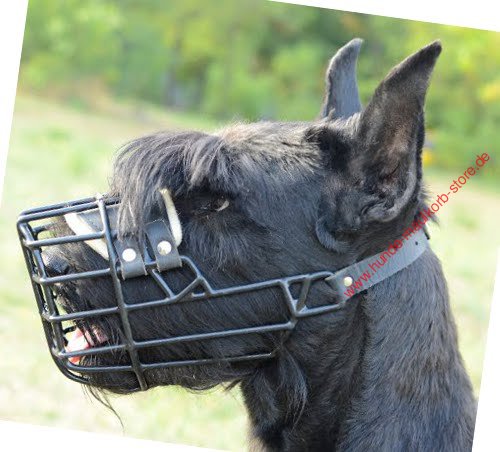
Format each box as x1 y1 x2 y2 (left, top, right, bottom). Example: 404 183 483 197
19 0 500 172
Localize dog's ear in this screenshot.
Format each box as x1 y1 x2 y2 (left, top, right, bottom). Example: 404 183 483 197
355 41 442 223
315 42 441 251
320 38 363 119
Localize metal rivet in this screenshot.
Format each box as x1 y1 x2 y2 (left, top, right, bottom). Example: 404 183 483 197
343 276 353 287
157 240 172 256
122 248 137 262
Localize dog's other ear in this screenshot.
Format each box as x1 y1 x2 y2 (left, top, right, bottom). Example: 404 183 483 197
315 42 441 252
320 38 363 119
355 41 442 223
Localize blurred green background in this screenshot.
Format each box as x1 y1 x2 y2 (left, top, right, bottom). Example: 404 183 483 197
1 1 499 450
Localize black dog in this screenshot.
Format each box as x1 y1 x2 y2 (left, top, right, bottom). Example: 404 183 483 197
43 40 476 451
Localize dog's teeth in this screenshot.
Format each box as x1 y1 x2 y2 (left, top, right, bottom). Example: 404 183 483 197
65 328 91 365
70 334 88 351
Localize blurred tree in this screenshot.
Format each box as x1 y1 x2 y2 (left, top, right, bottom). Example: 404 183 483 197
19 0 500 173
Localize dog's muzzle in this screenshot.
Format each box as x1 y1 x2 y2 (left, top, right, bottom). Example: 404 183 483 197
17 194 346 391
17 193 429 392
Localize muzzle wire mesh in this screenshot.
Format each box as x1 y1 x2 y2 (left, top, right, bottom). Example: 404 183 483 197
17 195 346 391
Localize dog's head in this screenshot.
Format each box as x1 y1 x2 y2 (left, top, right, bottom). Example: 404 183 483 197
40 40 441 394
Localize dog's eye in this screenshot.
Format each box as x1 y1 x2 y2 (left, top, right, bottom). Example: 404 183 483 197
198 197 230 214
174 192 232 221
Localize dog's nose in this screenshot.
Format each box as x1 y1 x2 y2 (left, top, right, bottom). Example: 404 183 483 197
42 250 70 276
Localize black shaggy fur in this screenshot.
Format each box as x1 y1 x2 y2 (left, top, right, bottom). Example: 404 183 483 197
45 40 476 451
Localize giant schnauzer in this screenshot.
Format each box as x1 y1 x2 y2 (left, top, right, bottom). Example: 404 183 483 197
19 39 476 451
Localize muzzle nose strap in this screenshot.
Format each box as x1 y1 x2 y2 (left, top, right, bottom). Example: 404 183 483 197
113 235 147 280
113 220 181 279
145 219 181 272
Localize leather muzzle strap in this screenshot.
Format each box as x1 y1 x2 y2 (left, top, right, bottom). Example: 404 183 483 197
325 228 429 303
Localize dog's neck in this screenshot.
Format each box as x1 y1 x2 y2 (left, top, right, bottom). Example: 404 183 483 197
242 249 476 451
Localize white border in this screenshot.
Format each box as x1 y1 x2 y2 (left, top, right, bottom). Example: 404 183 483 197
0 421 221 452
473 251 500 451
0 1 499 450
272 1 500 32
0 1 27 205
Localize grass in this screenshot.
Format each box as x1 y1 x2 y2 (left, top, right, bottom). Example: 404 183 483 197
1 93 498 450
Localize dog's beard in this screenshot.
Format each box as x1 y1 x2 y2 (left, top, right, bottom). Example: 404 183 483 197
53 256 327 392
